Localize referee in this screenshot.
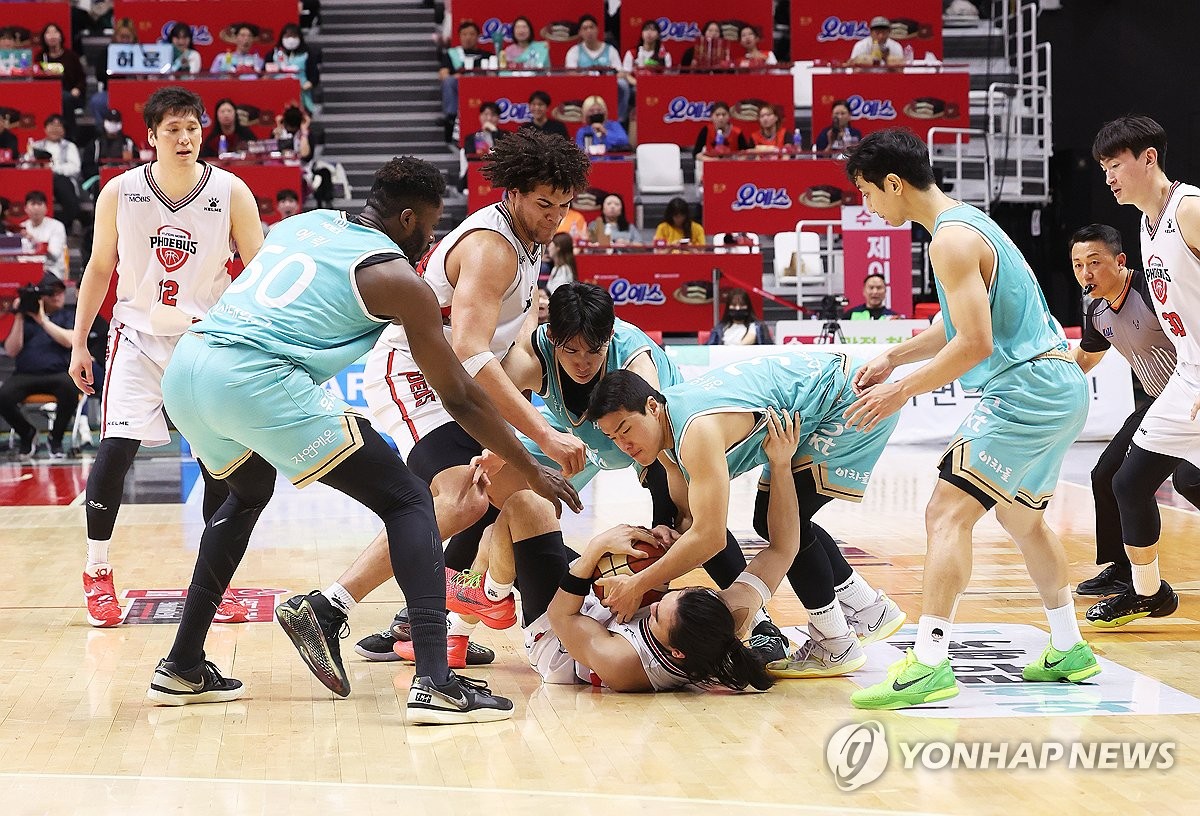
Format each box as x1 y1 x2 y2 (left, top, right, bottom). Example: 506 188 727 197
1070 224 1200 595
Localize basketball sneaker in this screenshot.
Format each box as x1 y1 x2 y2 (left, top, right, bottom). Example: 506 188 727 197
1076 563 1132 597
766 626 866 678
354 609 496 665
214 589 251 624
275 591 351 697
407 672 514 725
83 563 122 627
850 648 959 710
1085 580 1178 628
1022 641 1102 683
445 569 517 629
394 634 477 669
843 592 907 646
147 658 244 706
747 619 789 663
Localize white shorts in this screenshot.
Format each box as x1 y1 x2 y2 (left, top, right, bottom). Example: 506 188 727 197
1137 363 1200 466
101 322 183 447
362 341 453 457
523 597 605 686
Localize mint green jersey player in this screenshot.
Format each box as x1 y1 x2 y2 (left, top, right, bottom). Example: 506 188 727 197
930 204 1087 508
661 350 897 500
163 210 402 486
521 317 682 488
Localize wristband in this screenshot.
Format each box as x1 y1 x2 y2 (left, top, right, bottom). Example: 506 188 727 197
558 572 594 596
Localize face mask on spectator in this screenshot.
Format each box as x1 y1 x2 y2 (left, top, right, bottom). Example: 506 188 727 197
104 121 122 135
282 37 300 50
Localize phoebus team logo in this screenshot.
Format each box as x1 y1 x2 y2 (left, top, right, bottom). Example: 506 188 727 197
1145 255 1171 305
826 721 889 791
151 225 198 273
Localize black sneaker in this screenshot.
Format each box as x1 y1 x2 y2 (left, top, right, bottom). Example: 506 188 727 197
17 430 36 463
1085 580 1179 628
1076 563 1132 596
353 608 495 665
407 672 514 725
48 441 66 460
276 591 351 697
147 658 244 705
747 618 788 663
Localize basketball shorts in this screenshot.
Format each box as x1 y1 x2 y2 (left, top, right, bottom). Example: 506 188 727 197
1135 361 1200 466
940 353 1087 509
362 341 452 457
524 595 608 686
162 334 366 487
101 322 185 447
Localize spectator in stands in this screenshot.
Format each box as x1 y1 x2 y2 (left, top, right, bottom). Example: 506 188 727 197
0 275 77 460
546 234 578 293
439 20 493 142
849 17 904 66
622 20 670 111
574 95 630 153
587 193 641 245
25 115 81 234
72 1 113 51
521 91 569 140
536 287 550 325
37 23 85 137
167 22 202 74
737 25 777 67
708 288 773 345
843 273 898 319
693 101 752 160
264 188 301 234
19 192 67 280
504 16 549 69
300 0 322 33
654 197 705 245
751 104 787 150
210 22 265 74
555 207 588 242
566 15 628 122
85 19 137 127
273 23 320 113
813 100 862 153
82 109 135 191
681 21 725 68
465 101 507 158
200 98 257 158
0 109 18 164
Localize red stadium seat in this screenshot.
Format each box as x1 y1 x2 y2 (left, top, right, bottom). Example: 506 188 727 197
696 330 711 344
1063 326 1082 339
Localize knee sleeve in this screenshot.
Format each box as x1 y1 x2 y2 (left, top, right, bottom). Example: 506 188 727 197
85 437 141 540
1114 444 1182 548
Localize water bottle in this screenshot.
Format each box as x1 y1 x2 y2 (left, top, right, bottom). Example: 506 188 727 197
218 133 228 155
903 43 914 63
714 128 725 148
583 132 593 152
791 128 802 151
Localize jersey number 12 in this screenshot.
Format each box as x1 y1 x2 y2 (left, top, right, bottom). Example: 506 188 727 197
159 278 179 307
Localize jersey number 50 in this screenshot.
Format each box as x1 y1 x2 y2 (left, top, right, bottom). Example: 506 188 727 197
223 245 318 309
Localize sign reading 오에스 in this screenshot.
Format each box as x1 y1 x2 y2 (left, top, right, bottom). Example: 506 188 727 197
634 71 792 147
702 157 852 235
457 74 618 148
791 0 943 62
619 0 774 66
450 0 603 66
812 71 970 144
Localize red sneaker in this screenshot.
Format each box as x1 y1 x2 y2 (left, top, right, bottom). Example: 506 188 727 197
393 634 469 669
83 564 122 627
214 589 250 623
445 568 517 629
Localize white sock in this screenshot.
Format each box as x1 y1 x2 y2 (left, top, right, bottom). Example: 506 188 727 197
448 612 477 638
1131 558 1160 596
86 538 110 567
806 600 851 639
752 607 770 628
834 571 878 613
323 582 357 616
914 615 952 666
1045 590 1082 651
483 572 514 602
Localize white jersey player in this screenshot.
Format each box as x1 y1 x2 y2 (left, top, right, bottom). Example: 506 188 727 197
68 86 264 628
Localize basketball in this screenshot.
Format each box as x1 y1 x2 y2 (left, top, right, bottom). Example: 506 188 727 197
591 540 670 607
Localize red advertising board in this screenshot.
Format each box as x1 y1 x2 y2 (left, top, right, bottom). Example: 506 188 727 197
791 0 943 62
619 1 774 66
702 157 854 235
458 74 617 148
450 0 603 66
467 156 634 213
635 71 792 147
812 71 969 143
0 79 61 144
841 205 913 318
0 167 54 226
2 2 71 45
108 77 303 141
577 250 761 333
114 0 297 66
100 162 302 221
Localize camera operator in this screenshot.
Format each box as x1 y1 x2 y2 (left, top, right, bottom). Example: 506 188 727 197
1 276 78 459
20 191 68 280
843 273 898 320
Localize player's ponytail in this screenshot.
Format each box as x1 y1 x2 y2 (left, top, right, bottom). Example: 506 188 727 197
670 588 775 691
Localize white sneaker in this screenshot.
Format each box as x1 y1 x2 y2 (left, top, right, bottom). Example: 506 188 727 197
843 591 906 646
766 625 866 678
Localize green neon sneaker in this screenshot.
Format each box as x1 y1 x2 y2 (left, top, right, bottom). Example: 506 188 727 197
850 648 959 710
1022 641 1102 683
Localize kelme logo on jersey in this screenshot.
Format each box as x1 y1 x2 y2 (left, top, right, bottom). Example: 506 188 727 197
151 226 198 273
1145 255 1171 305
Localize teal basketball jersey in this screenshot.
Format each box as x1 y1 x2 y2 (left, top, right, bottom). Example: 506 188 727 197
193 210 402 383
932 203 1066 391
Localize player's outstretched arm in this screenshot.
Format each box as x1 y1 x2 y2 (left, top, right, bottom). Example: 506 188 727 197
70 181 120 395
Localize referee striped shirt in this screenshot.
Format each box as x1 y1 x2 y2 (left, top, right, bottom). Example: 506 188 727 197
1081 270 1176 397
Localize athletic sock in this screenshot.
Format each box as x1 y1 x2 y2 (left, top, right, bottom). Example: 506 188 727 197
323 582 358 616
806 600 851 639
407 606 451 686
751 607 770 628
483 572 513 602
1045 589 1082 651
448 612 478 638
86 538 110 567
914 615 952 666
1131 558 1160 596
834 570 878 613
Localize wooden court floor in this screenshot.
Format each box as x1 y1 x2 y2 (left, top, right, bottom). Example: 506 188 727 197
2 443 1199 816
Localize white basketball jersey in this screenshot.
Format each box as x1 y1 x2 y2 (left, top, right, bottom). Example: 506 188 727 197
1142 181 1200 365
112 162 235 336
375 201 541 358
607 608 690 691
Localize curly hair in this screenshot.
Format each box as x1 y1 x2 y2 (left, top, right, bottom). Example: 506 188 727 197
481 129 590 195
367 156 447 218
